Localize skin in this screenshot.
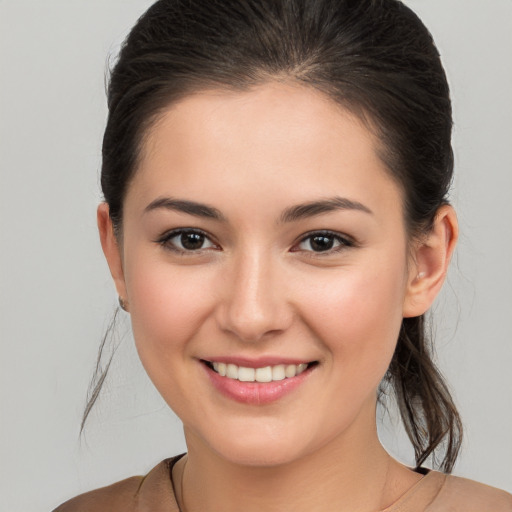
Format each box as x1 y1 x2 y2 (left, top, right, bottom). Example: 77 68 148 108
98 82 457 512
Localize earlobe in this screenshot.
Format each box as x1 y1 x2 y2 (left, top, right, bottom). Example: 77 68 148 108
402 205 458 318
97 203 128 303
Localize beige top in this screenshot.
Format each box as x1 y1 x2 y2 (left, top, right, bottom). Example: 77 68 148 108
53 455 512 512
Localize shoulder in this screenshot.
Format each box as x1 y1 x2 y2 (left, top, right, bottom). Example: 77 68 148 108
428 472 512 511
52 457 181 512
52 475 144 512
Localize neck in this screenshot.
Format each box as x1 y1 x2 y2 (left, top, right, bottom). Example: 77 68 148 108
174 401 421 512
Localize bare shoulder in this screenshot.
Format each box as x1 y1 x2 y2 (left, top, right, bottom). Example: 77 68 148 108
52 475 143 512
430 473 512 511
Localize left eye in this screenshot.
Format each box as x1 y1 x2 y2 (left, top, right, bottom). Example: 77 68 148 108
159 229 217 252
295 232 353 253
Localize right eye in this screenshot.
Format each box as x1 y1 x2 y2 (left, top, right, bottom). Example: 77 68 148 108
157 229 218 254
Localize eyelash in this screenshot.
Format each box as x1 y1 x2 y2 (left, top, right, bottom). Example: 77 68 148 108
156 229 355 256
292 230 355 256
156 228 219 255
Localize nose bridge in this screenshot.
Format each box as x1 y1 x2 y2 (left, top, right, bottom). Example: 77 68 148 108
218 245 290 342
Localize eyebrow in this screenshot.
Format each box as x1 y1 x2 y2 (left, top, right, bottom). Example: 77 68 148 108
143 195 372 223
279 196 373 223
144 197 227 221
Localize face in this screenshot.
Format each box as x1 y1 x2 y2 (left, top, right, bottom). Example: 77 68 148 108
103 83 426 466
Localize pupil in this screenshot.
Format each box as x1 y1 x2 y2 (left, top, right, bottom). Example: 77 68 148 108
181 232 204 250
311 235 334 251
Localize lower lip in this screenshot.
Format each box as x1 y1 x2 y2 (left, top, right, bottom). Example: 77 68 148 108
203 363 315 405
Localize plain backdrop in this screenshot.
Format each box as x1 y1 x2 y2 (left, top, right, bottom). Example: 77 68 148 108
1 1 511 510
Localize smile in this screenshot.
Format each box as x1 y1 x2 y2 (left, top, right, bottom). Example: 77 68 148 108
207 361 309 382
201 359 318 404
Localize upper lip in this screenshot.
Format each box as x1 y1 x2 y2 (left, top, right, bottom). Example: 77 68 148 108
200 356 316 368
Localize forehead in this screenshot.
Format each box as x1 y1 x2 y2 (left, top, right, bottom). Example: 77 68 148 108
143 82 375 168
129 82 403 220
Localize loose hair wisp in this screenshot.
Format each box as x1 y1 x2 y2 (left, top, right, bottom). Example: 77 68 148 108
86 0 463 472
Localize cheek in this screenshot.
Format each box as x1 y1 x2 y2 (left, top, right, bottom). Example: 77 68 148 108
124 252 216 366
297 258 407 380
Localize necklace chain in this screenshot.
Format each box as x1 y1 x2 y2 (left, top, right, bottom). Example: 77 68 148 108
172 455 187 512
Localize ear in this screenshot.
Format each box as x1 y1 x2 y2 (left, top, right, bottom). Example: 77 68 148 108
97 203 128 307
403 205 458 318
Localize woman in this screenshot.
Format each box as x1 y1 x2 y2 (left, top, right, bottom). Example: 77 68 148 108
54 0 512 510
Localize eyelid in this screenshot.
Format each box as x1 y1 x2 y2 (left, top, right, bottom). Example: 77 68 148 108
155 228 355 256
290 230 356 254
155 227 220 254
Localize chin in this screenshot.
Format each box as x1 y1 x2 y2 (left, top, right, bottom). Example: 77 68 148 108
194 420 324 468
216 441 306 467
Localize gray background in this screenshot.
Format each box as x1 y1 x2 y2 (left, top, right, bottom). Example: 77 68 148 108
0 1 511 510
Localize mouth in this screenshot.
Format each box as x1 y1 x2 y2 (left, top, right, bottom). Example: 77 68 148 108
201 360 318 383
200 358 319 405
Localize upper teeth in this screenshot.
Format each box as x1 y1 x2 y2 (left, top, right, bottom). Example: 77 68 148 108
212 362 308 382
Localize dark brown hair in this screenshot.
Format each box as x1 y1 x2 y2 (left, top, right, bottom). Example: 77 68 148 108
84 0 462 472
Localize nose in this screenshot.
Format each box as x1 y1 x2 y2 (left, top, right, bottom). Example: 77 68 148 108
215 250 293 343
